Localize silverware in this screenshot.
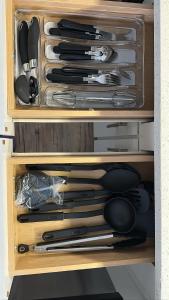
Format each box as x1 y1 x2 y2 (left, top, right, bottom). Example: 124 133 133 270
53 44 117 62
49 19 133 41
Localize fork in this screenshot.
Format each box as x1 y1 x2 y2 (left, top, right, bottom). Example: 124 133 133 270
46 72 120 85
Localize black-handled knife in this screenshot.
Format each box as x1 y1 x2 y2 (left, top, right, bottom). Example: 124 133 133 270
28 17 40 69
49 28 96 40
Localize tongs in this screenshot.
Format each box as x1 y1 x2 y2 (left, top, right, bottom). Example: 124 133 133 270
18 231 146 254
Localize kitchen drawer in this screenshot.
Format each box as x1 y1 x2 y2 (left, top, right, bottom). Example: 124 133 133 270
6 0 154 119
8 154 154 276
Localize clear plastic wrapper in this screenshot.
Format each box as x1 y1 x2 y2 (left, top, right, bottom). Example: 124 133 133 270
16 172 65 209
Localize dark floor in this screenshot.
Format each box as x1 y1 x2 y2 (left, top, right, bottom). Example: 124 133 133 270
14 123 94 153
8 269 123 300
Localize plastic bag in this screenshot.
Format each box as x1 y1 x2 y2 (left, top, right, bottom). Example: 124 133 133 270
16 172 65 209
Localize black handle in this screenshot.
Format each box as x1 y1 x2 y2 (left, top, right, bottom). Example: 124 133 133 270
26 163 116 172
58 19 96 34
53 46 87 55
113 236 146 249
61 176 99 185
49 28 96 40
57 42 91 52
28 17 40 65
52 67 98 76
46 73 84 84
60 54 92 61
17 212 64 223
17 209 103 223
18 21 29 67
42 224 111 241
31 197 107 212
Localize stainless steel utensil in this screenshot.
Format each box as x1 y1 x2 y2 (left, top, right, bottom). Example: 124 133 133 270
46 90 136 108
49 19 133 41
53 43 117 62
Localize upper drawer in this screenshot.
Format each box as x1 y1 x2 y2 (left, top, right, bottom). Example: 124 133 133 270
7 0 154 119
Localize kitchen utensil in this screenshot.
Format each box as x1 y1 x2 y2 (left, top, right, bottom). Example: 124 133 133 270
43 224 112 241
46 72 120 85
125 188 150 214
14 75 30 104
51 67 130 80
49 19 132 41
30 195 109 211
14 75 38 104
42 188 151 240
17 209 103 223
26 162 138 173
62 189 113 200
53 43 117 62
28 17 40 69
18 21 29 72
28 163 141 190
18 231 146 254
59 169 140 191
47 91 136 108
16 17 40 104
26 163 141 192
17 196 136 236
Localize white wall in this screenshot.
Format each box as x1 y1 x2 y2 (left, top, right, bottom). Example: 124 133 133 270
107 264 155 300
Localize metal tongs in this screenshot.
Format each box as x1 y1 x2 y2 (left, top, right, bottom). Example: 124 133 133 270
18 231 146 254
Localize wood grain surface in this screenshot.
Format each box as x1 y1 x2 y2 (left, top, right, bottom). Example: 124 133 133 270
14 123 94 153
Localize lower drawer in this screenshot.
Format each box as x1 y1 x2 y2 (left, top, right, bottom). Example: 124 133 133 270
8 155 155 275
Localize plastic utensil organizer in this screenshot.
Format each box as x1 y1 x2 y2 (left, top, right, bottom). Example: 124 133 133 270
15 10 145 110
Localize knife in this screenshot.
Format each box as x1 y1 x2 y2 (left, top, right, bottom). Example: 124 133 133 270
50 19 132 41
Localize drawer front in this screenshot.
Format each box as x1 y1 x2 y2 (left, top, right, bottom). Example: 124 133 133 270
8 155 154 276
7 0 154 119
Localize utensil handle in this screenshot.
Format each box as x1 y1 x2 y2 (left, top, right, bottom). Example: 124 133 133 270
26 163 108 171
18 21 29 66
60 54 92 61
17 212 64 223
28 17 40 67
42 224 111 241
62 176 100 185
31 197 107 212
52 67 98 76
49 28 96 40
113 236 146 249
51 68 94 77
58 19 96 34
17 209 103 223
57 42 91 51
46 73 84 84
53 46 87 55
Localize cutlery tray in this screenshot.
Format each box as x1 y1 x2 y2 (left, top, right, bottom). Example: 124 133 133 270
8 156 154 275
14 9 144 109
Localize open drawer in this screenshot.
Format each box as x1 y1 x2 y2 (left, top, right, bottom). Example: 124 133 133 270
8 154 155 276
7 0 154 119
